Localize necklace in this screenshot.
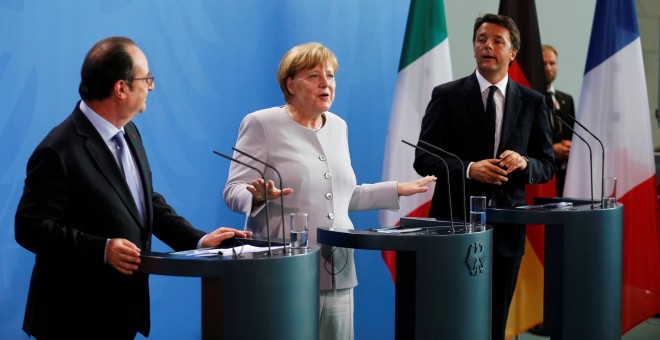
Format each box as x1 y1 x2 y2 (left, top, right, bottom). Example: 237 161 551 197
285 105 324 132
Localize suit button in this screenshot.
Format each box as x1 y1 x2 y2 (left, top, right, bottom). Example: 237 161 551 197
319 155 326 161
325 193 333 200
324 172 331 179
327 213 334 220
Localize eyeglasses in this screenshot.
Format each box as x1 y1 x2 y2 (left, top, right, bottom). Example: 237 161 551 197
133 73 154 86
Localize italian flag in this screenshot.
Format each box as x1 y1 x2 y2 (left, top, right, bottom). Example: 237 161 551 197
379 0 453 281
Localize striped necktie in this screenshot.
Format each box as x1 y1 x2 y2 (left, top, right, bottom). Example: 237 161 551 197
112 131 145 223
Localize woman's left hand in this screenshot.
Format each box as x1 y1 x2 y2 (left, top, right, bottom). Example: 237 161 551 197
397 175 437 196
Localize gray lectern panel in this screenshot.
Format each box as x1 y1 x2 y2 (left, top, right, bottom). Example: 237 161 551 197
140 240 319 340
317 226 492 340
487 201 623 340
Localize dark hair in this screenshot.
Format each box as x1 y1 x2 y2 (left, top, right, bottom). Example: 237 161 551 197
472 14 520 52
78 37 136 101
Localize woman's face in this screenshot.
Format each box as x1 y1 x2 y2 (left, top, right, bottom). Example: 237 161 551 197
286 61 335 115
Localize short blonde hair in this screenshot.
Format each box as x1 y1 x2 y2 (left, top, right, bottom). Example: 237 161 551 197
542 44 558 57
277 42 339 103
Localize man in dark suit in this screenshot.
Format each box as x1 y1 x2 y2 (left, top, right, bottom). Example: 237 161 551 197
14 37 251 339
413 14 554 340
543 44 576 197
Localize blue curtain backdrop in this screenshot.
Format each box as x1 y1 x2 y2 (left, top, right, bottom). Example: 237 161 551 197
0 1 409 339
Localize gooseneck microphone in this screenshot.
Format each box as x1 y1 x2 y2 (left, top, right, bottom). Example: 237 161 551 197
401 140 454 232
231 147 287 253
567 113 606 205
213 150 273 254
552 114 595 209
418 140 467 229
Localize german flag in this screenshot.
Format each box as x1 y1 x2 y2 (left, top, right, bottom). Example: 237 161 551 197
498 0 555 338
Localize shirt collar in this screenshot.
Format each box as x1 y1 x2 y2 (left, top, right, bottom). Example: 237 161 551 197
475 70 509 96
79 100 124 142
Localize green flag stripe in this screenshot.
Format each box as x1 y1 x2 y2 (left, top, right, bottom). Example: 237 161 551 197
399 0 448 71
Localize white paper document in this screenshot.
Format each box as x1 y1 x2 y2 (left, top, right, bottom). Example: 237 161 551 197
374 227 423 234
176 245 284 257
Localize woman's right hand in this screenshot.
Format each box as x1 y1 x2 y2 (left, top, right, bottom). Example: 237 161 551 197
247 178 294 203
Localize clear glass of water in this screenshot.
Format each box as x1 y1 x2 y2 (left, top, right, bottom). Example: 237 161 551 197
601 177 617 208
468 196 487 233
289 212 308 249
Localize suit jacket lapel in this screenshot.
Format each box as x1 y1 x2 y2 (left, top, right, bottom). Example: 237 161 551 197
72 108 145 229
498 81 522 154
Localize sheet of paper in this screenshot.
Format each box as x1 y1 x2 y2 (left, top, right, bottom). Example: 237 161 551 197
515 202 573 210
375 227 423 234
177 245 284 257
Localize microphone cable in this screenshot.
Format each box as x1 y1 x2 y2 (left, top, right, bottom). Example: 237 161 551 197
322 246 349 276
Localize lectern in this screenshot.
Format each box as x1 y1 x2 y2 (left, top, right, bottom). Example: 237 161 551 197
317 225 492 340
139 239 320 340
487 199 623 340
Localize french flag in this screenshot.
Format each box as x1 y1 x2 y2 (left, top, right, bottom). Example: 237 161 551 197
563 0 660 332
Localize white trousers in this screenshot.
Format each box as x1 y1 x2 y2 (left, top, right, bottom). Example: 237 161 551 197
319 288 354 340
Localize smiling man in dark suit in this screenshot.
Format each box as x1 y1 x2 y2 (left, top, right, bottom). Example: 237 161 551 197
413 14 554 340
14 36 251 339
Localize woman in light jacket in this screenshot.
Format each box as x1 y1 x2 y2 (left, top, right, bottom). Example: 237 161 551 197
224 42 435 340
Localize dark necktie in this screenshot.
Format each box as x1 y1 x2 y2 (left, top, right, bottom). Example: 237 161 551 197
112 131 145 223
546 91 556 114
546 91 562 136
486 85 497 155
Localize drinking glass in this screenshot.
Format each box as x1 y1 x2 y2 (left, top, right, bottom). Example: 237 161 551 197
601 177 617 208
289 213 308 249
468 196 487 232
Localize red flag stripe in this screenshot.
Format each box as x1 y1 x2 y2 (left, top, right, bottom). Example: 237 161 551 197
619 175 660 331
381 200 432 283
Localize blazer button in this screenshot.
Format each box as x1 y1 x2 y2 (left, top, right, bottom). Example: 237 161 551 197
324 172 331 179
325 193 333 200
319 155 326 161
327 212 335 220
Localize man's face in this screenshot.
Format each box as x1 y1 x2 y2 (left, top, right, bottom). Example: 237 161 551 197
543 49 558 85
125 45 154 117
473 22 517 80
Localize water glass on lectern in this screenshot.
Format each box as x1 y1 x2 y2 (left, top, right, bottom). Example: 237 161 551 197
468 196 487 232
289 212 309 249
601 177 617 208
